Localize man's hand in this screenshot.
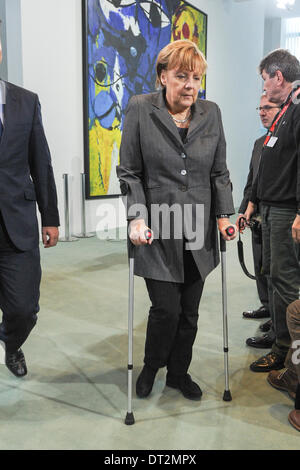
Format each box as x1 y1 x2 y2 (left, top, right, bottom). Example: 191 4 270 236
236 213 247 233
292 215 300 243
244 201 256 225
42 227 59 248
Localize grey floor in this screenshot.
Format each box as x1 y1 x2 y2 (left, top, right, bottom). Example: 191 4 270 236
0 226 298 450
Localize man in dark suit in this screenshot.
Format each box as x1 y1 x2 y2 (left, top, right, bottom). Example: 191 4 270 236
0 36 59 377
237 95 280 344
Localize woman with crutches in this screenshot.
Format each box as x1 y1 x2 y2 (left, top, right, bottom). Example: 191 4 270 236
117 40 236 407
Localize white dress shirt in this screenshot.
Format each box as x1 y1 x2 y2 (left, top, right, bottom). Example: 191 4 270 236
0 80 5 126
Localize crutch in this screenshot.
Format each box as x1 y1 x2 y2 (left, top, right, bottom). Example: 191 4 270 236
124 239 135 425
125 230 152 426
219 226 235 402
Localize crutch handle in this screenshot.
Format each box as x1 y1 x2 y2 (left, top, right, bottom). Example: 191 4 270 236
144 229 152 240
220 226 235 252
219 232 226 252
226 226 235 237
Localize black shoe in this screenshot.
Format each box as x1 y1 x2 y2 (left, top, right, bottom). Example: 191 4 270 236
166 373 202 401
136 365 158 398
295 383 300 410
259 319 272 332
5 349 27 377
243 306 270 319
250 352 285 372
246 334 274 349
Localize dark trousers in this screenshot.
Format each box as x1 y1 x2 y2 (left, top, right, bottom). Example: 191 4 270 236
0 218 41 353
251 227 269 310
261 205 300 358
144 250 204 376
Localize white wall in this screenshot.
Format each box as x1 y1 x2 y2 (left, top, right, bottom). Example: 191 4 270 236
0 0 8 80
0 0 23 84
20 0 101 237
264 17 281 55
6 0 23 85
19 0 265 237
190 0 265 210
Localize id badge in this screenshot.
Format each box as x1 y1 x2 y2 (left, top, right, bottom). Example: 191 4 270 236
266 136 278 148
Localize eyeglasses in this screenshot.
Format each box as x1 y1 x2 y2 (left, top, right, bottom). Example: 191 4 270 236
256 106 280 112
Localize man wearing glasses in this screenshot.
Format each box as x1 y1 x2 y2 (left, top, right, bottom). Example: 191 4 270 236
237 95 280 345
244 49 300 375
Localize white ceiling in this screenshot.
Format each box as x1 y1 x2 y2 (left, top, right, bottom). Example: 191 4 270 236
264 0 300 18
234 0 300 19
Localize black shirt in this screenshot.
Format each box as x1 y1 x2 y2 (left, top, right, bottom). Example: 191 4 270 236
177 126 188 143
251 100 300 210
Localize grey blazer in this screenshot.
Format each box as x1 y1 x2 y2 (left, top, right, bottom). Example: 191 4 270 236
117 90 234 282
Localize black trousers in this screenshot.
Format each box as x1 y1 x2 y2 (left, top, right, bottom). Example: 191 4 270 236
251 227 269 310
0 217 41 353
144 250 204 376
261 205 300 357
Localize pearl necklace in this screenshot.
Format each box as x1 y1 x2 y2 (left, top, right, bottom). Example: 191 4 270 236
169 110 191 124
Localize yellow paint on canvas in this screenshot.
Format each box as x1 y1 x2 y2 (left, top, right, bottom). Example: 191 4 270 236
88 58 122 197
89 119 121 197
171 2 207 91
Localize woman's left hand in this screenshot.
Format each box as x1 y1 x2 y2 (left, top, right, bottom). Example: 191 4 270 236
217 218 237 241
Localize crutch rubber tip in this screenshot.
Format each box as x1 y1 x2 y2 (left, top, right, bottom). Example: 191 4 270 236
125 412 135 425
223 390 232 402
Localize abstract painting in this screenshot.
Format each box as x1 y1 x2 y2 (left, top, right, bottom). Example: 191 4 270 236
82 0 207 198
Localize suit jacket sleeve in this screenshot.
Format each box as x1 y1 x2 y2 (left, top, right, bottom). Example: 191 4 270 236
294 104 300 210
239 135 265 213
210 105 235 216
28 95 60 227
116 95 147 221
238 151 255 214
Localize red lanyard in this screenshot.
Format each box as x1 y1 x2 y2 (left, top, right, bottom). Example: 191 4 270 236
263 87 300 147
263 100 291 146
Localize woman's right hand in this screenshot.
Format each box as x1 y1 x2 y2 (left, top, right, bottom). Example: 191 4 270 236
129 219 153 246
